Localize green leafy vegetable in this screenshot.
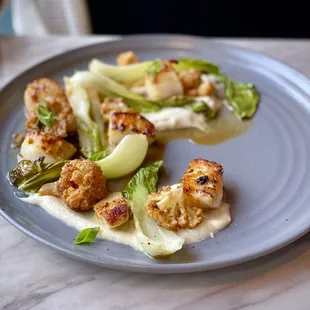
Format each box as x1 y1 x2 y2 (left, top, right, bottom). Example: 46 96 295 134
145 58 164 79
123 161 163 200
64 79 108 158
173 58 220 75
36 101 57 127
173 58 260 119
8 156 67 193
74 227 100 245
123 161 185 257
89 58 153 83
89 148 110 161
223 77 260 119
65 71 160 113
187 101 216 119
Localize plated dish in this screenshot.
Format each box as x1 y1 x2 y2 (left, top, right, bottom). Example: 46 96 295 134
7 50 259 258
1 35 310 273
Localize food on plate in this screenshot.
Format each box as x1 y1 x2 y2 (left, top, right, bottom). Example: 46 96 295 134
7 50 261 258
108 112 156 146
20 131 76 163
24 78 77 137
56 159 107 211
94 192 130 228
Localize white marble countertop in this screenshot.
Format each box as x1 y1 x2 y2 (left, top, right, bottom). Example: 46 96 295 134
1 35 310 310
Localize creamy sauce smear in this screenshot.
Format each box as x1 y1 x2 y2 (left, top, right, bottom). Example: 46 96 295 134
21 195 231 250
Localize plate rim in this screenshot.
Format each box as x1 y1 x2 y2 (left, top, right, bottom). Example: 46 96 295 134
1 34 310 273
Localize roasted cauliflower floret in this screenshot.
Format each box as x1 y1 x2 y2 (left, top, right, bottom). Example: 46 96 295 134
145 61 184 100
57 159 107 211
20 132 76 164
24 78 77 137
179 69 202 90
183 158 223 209
94 192 130 228
116 50 139 66
100 97 133 122
108 112 156 147
146 184 203 230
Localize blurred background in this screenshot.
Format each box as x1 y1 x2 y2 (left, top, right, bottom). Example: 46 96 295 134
0 0 309 38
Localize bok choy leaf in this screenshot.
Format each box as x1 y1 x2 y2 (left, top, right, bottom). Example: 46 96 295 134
123 161 185 257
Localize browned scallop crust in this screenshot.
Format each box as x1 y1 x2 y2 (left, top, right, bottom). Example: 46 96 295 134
183 158 223 209
100 97 133 122
108 112 156 146
24 78 76 137
94 192 130 228
57 159 107 211
21 131 76 162
178 69 202 90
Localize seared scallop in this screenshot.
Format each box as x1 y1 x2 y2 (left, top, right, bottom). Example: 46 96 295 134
94 192 130 228
108 112 156 147
20 132 76 164
145 60 184 100
24 77 76 137
182 158 223 209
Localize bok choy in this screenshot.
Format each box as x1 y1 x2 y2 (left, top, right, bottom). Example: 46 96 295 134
8 156 67 193
64 76 108 158
89 57 260 119
123 161 185 257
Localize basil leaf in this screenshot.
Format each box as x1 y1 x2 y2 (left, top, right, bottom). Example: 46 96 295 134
36 101 57 127
74 227 100 245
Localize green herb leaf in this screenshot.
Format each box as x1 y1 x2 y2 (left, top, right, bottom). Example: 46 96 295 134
74 227 100 245
89 148 110 161
145 59 164 79
36 101 57 127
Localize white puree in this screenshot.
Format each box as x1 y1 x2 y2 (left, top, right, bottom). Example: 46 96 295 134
21 195 231 252
142 96 223 132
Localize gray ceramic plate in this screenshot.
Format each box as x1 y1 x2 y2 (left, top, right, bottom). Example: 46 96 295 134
1 35 310 274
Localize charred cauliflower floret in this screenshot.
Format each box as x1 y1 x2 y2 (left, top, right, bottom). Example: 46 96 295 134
20 132 76 163
145 61 184 100
94 192 130 228
116 50 139 66
146 184 203 230
183 158 223 209
179 69 202 90
24 78 77 137
108 112 156 147
57 159 107 211
146 158 224 230
100 97 133 122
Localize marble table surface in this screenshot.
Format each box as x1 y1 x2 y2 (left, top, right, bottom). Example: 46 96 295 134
1 35 310 310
